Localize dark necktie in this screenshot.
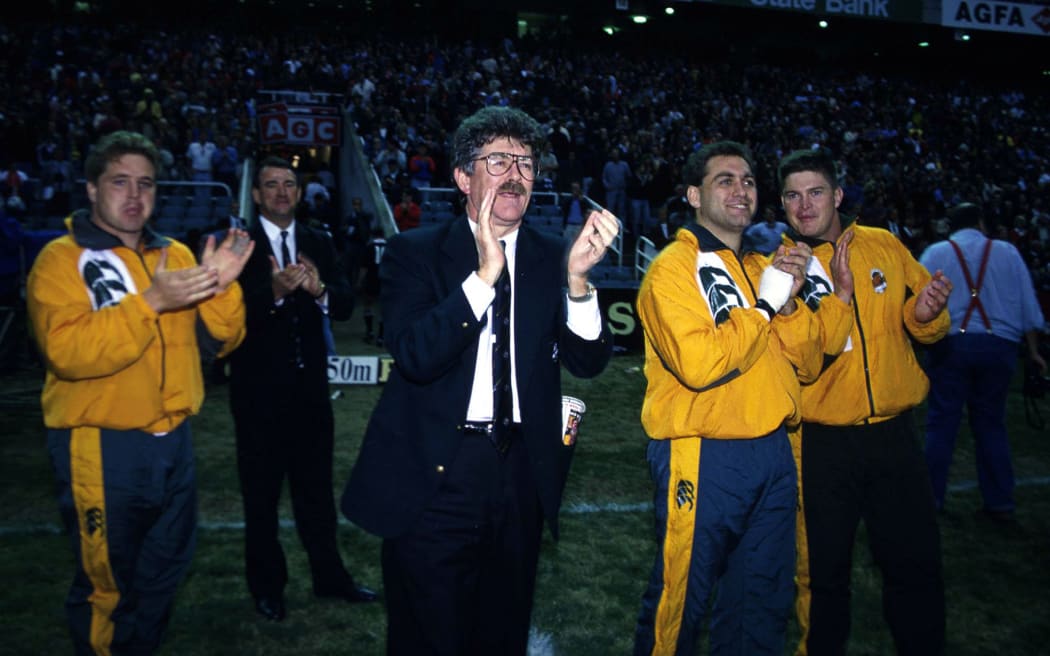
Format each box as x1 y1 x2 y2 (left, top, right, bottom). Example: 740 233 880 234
279 230 292 269
279 229 304 368
490 241 513 453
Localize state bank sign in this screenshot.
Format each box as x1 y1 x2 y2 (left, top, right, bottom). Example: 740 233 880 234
258 103 342 147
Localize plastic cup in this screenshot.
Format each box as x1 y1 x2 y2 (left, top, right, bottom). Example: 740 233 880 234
561 395 586 446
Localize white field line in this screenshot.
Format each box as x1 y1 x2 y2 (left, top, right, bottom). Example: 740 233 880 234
4 476 1050 537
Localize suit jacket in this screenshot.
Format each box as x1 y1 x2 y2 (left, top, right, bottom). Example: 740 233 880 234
229 218 352 406
341 217 612 539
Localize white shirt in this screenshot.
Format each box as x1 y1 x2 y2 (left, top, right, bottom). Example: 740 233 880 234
462 221 602 422
260 215 297 268
186 141 216 172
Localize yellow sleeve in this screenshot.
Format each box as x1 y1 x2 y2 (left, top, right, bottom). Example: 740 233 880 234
770 300 824 384
900 241 950 343
815 292 854 355
198 281 247 357
27 244 160 381
638 247 769 390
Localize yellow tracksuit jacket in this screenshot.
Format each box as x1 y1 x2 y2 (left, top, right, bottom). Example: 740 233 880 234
637 224 824 440
785 221 950 425
27 211 246 433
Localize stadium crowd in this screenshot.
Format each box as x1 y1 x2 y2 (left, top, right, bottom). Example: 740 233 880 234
2 19 1049 287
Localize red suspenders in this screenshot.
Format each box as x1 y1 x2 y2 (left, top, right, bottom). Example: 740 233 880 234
947 238 993 333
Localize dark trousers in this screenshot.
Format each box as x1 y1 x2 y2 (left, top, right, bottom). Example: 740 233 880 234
48 423 197 656
799 413 945 656
381 428 542 656
634 428 797 656
925 333 1018 512
233 389 349 598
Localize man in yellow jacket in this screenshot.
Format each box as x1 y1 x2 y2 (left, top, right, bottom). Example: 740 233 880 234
778 148 952 656
633 141 824 656
27 130 254 655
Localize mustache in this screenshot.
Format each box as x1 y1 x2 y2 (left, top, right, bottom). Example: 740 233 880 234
498 181 527 195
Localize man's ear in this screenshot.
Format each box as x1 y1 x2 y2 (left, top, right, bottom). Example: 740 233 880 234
86 181 97 204
686 185 702 209
833 186 844 209
453 167 470 196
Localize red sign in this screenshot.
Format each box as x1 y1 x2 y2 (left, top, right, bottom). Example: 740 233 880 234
258 106 341 146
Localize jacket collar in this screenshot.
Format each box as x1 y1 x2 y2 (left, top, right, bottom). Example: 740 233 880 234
785 212 857 248
68 209 172 251
682 222 738 254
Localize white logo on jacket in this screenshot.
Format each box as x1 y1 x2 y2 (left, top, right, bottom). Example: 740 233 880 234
78 249 137 310
695 251 747 326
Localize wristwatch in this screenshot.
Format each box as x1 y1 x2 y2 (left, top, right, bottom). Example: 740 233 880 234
313 280 327 299
568 282 596 303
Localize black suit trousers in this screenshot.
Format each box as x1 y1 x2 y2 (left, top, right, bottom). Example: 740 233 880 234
232 379 347 598
381 430 543 656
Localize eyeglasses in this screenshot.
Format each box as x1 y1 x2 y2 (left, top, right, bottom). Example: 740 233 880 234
472 152 536 181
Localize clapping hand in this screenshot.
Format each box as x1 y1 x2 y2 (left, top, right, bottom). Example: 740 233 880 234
915 270 952 323
474 188 506 287
142 249 220 313
201 228 255 291
566 206 620 293
297 252 325 298
270 255 309 300
770 242 812 316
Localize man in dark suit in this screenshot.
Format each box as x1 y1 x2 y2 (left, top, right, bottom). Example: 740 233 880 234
229 156 376 623
341 106 620 655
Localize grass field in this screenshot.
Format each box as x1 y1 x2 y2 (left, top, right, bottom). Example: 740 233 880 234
2 316 1049 655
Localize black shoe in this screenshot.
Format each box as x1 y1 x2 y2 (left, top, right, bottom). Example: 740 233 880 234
315 582 379 604
254 595 286 622
975 507 1017 524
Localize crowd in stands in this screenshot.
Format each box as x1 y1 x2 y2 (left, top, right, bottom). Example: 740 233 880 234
2 18 1049 300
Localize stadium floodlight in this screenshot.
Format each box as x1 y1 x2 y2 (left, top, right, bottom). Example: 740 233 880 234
918 41 930 48
818 20 828 29
665 6 674 15
632 15 648 24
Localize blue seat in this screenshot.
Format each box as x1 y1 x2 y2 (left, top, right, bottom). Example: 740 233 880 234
153 215 182 236
212 196 233 217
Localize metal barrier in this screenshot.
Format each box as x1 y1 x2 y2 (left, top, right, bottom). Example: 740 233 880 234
634 235 659 279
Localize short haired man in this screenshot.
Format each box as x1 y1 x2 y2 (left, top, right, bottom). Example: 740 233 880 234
633 141 823 655
228 156 375 622
919 202 1047 521
27 130 253 654
778 147 952 655
342 106 619 655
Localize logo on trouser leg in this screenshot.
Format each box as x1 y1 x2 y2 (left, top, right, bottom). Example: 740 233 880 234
85 507 105 537
675 479 695 511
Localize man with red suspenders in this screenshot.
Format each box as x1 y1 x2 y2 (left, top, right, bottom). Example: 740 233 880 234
919 202 1047 521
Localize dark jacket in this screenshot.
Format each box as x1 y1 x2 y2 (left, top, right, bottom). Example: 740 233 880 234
342 217 612 539
229 218 351 404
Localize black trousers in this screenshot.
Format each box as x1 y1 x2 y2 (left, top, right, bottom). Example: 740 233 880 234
799 412 945 656
232 389 349 598
381 428 543 656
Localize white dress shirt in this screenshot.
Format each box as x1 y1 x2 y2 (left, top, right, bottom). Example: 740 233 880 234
462 221 602 422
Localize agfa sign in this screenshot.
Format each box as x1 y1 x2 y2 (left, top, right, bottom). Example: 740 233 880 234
942 0 1050 35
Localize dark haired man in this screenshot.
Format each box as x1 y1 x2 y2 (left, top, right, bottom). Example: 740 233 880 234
27 130 253 654
778 148 952 655
342 106 619 655
633 141 822 656
229 156 375 623
919 202 1046 522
